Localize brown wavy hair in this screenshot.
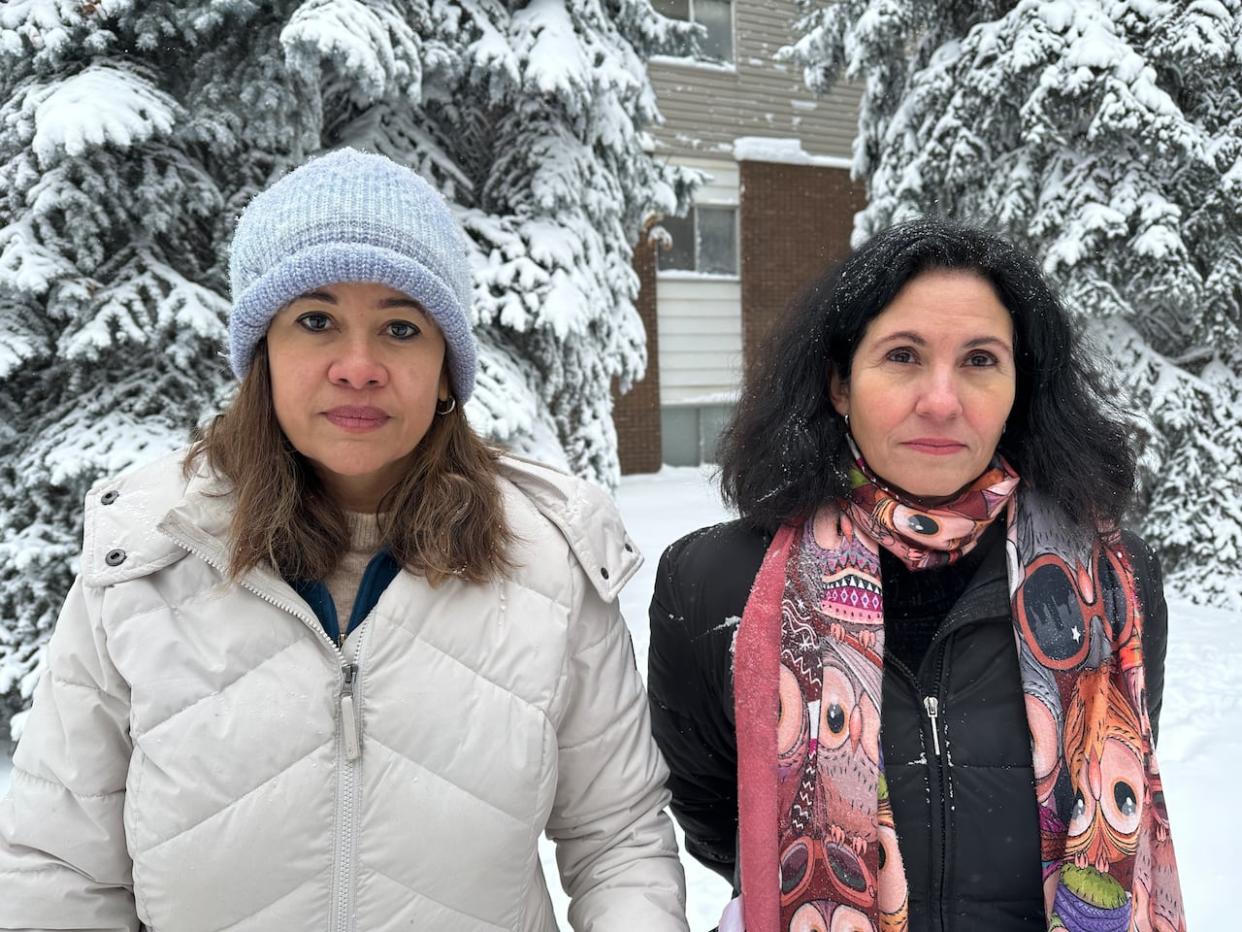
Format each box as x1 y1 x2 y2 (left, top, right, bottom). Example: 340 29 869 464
185 341 512 585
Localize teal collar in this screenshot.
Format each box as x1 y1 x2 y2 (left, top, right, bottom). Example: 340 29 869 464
290 550 400 646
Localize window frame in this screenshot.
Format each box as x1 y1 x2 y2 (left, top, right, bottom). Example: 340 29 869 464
656 202 740 279
652 0 735 65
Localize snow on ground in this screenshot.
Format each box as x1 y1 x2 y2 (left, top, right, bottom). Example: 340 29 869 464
538 467 733 930
1 466 1236 930
1150 597 1239 929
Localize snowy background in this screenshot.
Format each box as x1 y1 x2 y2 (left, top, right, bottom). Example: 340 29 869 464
2 465 1235 930
2 0 1239 926
4 0 1239 738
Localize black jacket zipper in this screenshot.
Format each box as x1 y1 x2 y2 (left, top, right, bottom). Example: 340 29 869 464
928 648 952 932
888 622 963 932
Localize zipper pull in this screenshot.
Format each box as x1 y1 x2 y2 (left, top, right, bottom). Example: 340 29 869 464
341 663 361 762
923 696 942 758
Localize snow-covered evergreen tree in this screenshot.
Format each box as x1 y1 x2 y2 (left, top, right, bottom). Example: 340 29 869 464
788 0 1242 608
0 0 694 740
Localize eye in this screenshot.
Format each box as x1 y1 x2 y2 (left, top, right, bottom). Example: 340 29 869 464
826 703 846 734
789 900 828 932
819 666 856 750
777 664 808 759
1067 769 1098 842
296 312 331 332
386 320 421 340
878 821 907 914
965 351 998 367
1100 736 1144 835
1113 781 1137 817
885 347 917 364
830 905 874 932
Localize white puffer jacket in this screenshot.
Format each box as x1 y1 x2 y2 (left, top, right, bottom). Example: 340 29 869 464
0 452 688 932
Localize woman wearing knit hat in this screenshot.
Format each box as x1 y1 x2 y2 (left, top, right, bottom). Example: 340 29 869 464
0 149 689 931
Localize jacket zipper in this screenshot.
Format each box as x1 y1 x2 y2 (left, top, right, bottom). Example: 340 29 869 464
923 696 942 757
888 649 950 932
341 662 361 761
929 650 951 932
882 551 1006 931
160 521 366 932
334 652 364 932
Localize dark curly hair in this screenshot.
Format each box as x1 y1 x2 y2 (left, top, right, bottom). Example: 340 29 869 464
717 219 1138 530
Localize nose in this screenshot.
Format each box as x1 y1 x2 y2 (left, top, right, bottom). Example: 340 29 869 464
328 338 387 389
913 367 964 421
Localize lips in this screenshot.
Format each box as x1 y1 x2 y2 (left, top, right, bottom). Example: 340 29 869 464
903 438 967 456
324 406 390 432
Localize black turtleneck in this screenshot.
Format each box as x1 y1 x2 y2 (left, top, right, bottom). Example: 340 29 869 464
879 519 1005 674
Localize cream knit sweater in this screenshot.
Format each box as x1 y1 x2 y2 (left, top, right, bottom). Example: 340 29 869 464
325 510 387 632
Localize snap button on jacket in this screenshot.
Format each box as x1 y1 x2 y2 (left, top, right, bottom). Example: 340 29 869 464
0 451 688 932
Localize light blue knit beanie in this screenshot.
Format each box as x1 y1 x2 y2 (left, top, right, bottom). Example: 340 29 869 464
228 148 477 401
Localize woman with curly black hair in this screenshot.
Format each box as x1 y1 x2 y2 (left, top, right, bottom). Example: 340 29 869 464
648 220 1185 932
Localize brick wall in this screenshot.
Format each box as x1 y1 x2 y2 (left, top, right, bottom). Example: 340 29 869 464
613 163 866 474
613 232 663 475
739 161 867 370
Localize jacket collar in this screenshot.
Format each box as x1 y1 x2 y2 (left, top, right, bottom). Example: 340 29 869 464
83 450 641 605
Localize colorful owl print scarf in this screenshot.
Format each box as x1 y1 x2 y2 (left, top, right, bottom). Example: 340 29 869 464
731 450 1185 932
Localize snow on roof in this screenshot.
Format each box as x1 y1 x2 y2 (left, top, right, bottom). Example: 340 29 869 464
731 136 852 169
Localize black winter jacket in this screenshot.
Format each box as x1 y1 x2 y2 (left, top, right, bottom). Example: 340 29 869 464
648 520 1167 932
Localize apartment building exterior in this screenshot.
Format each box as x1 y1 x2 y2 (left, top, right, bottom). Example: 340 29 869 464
615 0 865 472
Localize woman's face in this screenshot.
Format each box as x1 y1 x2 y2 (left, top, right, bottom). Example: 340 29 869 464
830 270 1016 502
266 282 449 512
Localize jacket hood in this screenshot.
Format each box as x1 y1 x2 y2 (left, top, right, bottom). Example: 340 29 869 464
496 454 641 602
82 450 641 601
82 450 196 588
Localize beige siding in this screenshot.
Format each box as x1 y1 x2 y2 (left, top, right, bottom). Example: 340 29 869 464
677 156 739 204
649 0 861 160
656 274 743 403
655 155 743 405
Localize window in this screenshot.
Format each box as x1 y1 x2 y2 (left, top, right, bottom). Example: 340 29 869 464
653 0 733 63
657 205 738 276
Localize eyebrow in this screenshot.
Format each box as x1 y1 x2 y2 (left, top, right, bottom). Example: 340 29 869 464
874 330 1013 351
292 290 425 311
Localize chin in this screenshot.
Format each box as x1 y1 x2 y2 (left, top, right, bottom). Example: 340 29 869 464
306 443 403 478
323 455 402 479
882 453 983 497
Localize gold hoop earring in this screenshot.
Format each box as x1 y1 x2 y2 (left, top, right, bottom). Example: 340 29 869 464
436 397 457 416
